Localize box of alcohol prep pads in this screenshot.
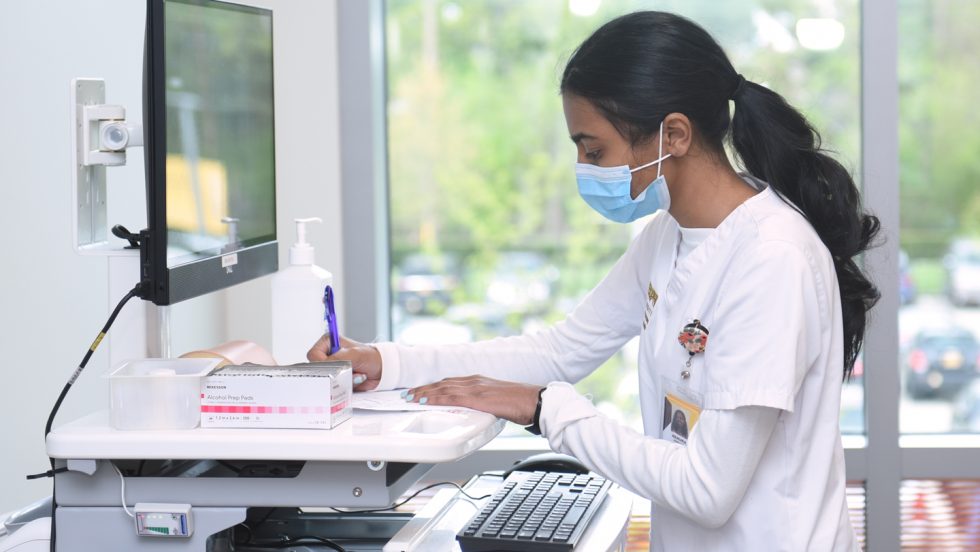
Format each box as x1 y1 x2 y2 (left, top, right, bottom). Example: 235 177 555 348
200 361 352 429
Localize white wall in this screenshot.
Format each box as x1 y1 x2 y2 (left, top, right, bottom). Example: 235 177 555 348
0 0 343 513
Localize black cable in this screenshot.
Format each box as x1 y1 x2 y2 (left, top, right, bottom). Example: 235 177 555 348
253 535 346 551
43 283 142 439
25 467 67 480
328 481 493 515
241 506 282 538
232 522 253 547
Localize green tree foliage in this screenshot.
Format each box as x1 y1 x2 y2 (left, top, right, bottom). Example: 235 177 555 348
387 0 862 289
899 0 980 258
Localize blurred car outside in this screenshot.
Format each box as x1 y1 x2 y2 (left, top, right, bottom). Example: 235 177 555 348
394 253 460 315
952 379 980 432
944 238 980 307
904 327 980 399
484 251 560 315
899 249 917 306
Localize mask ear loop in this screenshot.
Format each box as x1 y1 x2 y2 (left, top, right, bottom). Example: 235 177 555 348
657 121 665 179
628 121 671 174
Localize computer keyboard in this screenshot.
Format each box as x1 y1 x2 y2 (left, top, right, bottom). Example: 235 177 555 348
457 470 611 551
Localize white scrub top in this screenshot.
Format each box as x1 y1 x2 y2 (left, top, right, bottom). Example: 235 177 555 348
376 181 859 551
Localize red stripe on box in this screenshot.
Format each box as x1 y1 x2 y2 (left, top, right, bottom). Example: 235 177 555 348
201 404 344 414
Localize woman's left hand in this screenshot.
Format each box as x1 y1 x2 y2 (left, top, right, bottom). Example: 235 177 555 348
404 376 543 425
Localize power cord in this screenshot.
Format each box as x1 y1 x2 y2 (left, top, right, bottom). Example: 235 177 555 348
328 481 493 515
42 282 143 441
252 535 347 551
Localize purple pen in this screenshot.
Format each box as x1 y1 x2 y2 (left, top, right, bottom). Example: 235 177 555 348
323 285 340 355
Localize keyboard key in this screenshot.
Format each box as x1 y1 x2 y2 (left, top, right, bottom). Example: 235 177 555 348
562 506 587 526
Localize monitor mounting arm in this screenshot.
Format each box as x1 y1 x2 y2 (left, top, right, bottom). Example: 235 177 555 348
71 78 144 253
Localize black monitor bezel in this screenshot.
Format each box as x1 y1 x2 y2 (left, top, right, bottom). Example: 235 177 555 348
142 0 278 306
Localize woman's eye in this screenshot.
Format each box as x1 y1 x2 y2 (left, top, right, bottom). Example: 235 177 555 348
585 150 601 162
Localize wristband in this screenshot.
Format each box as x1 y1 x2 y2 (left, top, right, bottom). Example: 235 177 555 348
524 386 547 436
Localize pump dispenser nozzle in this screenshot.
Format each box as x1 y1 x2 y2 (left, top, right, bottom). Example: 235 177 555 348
290 217 322 265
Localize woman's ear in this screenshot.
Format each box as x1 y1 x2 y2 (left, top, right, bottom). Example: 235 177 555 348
662 112 692 158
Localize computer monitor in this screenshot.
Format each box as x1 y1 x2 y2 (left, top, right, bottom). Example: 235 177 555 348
141 0 277 305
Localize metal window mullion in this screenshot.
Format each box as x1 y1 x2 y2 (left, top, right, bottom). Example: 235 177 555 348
337 0 391 343
861 0 902 550
901 447 980 479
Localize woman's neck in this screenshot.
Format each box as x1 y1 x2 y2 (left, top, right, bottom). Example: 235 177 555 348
666 156 759 228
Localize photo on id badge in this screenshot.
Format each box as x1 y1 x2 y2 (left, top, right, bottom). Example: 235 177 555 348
661 377 703 446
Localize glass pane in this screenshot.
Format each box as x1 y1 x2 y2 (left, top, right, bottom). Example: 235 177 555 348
899 1 980 434
385 0 861 434
901 479 980 550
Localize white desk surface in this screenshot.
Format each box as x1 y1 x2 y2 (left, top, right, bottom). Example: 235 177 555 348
46 409 505 463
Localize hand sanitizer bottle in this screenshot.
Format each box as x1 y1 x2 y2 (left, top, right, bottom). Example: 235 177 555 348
271 217 333 365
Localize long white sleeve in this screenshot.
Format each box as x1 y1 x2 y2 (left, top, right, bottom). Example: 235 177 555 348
372 218 669 390
375 297 633 390
540 382 779 529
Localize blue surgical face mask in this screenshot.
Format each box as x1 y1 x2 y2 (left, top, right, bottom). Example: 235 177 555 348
575 122 672 223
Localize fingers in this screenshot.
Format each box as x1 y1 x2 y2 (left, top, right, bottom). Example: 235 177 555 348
308 335 360 362
339 336 360 349
352 372 380 392
401 385 473 408
403 380 481 406
407 375 487 394
399 377 540 424
306 335 333 362
416 391 473 408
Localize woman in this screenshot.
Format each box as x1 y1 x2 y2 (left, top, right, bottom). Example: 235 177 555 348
310 11 878 551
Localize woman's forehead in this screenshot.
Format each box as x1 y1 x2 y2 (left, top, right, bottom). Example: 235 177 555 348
562 94 619 141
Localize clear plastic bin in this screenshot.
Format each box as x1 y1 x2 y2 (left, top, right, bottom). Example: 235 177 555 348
108 358 221 430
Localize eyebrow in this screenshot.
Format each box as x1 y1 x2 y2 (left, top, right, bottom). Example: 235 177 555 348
570 132 598 144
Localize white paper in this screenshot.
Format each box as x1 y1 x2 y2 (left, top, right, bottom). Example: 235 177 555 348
352 390 475 412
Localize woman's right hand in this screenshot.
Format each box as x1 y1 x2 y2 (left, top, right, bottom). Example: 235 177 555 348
307 336 382 391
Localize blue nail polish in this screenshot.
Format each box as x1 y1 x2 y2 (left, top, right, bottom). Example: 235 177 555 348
419 397 428 405
354 375 365 385
405 393 414 401
400 390 408 398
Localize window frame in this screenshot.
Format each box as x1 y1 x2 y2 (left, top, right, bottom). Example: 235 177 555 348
337 1 979 550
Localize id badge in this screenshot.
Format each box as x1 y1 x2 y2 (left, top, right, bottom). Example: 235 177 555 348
660 376 704 446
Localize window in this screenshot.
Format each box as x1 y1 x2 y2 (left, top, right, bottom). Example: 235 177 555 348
898 0 980 436
384 0 862 433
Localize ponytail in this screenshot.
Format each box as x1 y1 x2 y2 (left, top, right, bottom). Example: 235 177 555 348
730 80 880 379
562 11 880 379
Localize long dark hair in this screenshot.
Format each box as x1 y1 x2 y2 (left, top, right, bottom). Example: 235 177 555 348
561 11 879 379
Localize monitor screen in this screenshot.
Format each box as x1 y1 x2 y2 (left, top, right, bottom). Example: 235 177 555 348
143 0 277 305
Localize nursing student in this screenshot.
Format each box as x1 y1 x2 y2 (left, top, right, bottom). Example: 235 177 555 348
310 11 879 551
